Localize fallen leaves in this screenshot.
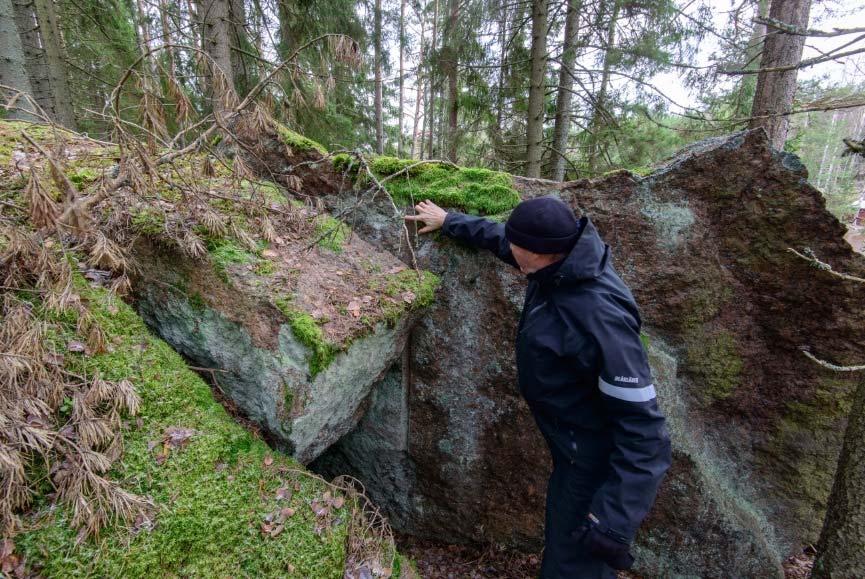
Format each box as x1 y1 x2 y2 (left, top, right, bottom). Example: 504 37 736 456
347 299 362 317
310 489 348 535
67 340 87 353
150 427 197 464
260 506 296 538
0 540 26 578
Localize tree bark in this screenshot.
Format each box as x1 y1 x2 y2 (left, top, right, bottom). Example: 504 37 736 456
587 0 619 174
12 0 53 119
444 0 459 162
550 0 581 181
200 0 235 115
493 1 509 146
228 0 248 96
31 0 76 127
0 0 38 120
411 77 424 158
525 0 548 178
811 377 865 578
398 0 406 157
426 0 438 159
749 0 812 150
374 0 383 154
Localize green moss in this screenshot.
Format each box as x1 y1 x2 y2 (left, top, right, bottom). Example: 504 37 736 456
240 179 286 203
627 166 653 177
384 269 439 306
679 283 732 331
276 124 327 155
283 388 294 415
684 330 743 402
314 214 350 253
640 332 651 351
331 153 357 173
274 296 337 377
370 269 440 326
14 279 362 578
207 238 255 282
768 376 857 537
131 207 166 236
189 292 207 311
370 157 520 215
254 259 276 276
67 167 100 189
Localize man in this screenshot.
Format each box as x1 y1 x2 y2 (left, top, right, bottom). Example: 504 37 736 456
405 196 672 578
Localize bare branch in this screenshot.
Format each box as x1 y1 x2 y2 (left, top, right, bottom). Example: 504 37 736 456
756 16 865 37
802 350 865 372
722 43 865 75
787 248 865 283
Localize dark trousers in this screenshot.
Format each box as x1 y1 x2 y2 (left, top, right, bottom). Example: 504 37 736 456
535 414 616 579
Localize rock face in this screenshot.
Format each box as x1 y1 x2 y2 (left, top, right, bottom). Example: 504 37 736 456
313 130 865 577
132 234 426 464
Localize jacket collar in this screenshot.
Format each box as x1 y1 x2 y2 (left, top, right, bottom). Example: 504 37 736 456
529 217 608 287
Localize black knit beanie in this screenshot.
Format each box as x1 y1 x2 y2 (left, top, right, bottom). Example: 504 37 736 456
505 196 581 254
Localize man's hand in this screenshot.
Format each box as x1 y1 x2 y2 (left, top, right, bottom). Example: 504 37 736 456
404 200 447 234
574 524 635 571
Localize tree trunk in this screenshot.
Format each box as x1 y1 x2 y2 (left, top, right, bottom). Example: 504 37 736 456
398 0 406 157
550 0 581 181
587 0 619 174
12 0 53 119
0 0 38 120
525 0 548 178
229 0 248 96
749 0 812 150
374 0 383 154
411 77 424 158
31 0 76 127
493 2 508 141
444 0 458 162
811 377 865 578
411 8 426 159
426 0 438 159
200 0 235 115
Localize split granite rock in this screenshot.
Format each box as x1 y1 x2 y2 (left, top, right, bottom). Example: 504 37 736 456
313 129 865 577
132 228 436 464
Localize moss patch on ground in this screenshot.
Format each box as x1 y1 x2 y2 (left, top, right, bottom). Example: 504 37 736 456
334 155 521 215
314 214 351 253
14 279 374 578
206 237 257 282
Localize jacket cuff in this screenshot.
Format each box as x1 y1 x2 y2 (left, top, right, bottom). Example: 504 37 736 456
441 211 459 236
587 511 633 544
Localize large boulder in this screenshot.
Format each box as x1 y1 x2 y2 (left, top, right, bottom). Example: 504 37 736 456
313 130 865 577
132 226 437 464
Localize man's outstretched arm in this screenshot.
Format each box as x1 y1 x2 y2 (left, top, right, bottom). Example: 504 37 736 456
404 200 518 268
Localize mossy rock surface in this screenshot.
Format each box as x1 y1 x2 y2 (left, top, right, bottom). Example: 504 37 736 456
14 278 390 577
333 154 521 215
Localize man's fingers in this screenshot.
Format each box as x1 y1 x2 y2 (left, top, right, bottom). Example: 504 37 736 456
418 225 436 234
404 214 423 222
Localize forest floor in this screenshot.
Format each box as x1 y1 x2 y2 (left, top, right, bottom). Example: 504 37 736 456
396 534 816 579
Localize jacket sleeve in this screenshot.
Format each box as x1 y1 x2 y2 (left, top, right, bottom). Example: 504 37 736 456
586 302 672 544
440 212 518 268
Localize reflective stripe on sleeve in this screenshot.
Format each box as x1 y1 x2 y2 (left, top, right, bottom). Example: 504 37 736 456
599 378 657 402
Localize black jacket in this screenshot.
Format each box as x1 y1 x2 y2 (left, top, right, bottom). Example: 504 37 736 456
441 211 672 544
